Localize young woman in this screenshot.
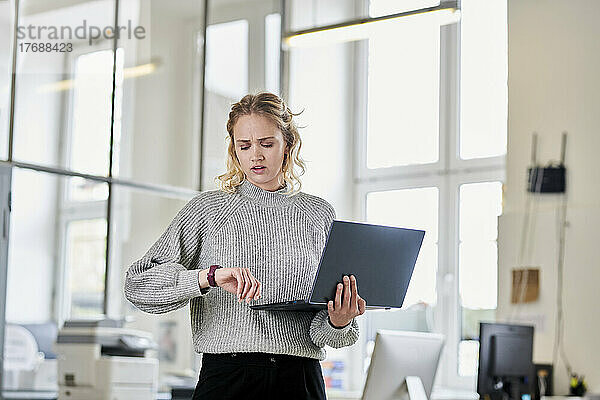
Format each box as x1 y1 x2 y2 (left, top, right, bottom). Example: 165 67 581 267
125 92 366 399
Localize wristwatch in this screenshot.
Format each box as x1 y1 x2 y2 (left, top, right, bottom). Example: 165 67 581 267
207 264 222 287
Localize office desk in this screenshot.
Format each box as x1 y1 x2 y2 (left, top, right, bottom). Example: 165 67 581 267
4 387 482 400
1 391 56 400
542 397 594 400
326 387 480 400
1 391 172 400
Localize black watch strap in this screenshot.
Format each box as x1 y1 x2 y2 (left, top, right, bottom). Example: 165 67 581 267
207 264 221 287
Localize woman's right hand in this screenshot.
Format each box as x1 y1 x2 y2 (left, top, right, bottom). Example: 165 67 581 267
215 267 261 303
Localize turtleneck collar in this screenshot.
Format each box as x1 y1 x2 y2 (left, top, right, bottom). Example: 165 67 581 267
237 179 297 208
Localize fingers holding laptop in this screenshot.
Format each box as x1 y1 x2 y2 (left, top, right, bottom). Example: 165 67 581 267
349 275 366 315
328 275 367 328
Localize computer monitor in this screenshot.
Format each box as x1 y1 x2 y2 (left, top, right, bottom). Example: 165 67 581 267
477 322 534 400
362 330 445 400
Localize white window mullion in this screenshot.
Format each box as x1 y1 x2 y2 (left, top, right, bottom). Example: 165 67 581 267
436 17 465 390
353 38 369 185
446 174 476 389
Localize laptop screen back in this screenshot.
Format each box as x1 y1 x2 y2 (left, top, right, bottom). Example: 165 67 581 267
308 220 425 309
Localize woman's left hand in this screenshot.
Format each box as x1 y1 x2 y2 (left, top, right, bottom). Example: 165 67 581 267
328 275 367 328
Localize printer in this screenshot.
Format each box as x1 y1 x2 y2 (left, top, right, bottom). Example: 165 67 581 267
3 323 58 391
55 319 158 400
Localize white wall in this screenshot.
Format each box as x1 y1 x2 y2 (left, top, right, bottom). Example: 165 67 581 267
498 0 600 392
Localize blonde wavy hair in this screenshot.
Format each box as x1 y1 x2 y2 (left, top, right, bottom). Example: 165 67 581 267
215 92 306 195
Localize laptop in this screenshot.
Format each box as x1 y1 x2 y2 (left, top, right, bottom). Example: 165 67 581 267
250 220 425 312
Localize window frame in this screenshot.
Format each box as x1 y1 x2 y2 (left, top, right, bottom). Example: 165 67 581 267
61 40 114 178
56 202 107 324
54 42 114 325
353 17 506 389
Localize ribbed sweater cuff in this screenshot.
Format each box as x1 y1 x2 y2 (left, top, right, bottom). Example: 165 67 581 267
328 317 351 330
176 269 205 300
312 311 356 347
321 315 354 336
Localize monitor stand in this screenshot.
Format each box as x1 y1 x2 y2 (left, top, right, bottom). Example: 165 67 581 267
508 377 522 400
398 376 428 400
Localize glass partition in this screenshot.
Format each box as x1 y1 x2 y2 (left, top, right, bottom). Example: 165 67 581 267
108 184 194 380
114 0 205 189
12 0 116 175
201 17 249 190
0 0 14 160
3 167 108 390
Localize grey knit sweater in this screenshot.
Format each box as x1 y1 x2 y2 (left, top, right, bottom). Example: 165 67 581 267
124 179 359 360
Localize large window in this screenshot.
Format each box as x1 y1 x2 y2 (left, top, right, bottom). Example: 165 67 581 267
366 18 440 168
458 181 503 377
459 0 507 160
265 13 281 95
366 188 439 307
201 18 249 190
60 46 119 321
356 0 507 388
64 218 107 317
284 0 506 391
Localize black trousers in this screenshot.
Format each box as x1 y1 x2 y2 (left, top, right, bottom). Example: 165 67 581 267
192 352 327 400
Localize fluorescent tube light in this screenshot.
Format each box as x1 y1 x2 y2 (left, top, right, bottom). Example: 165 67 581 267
37 61 158 93
370 0 441 17
285 6 460 49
